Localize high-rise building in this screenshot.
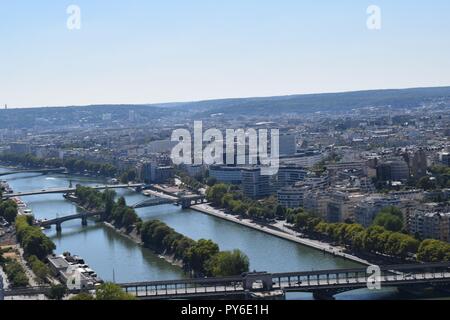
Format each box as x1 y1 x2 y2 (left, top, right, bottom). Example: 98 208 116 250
129 110 136 122
411 149 428 179
241 167 272 199
209 165 243 185
279 133 297 156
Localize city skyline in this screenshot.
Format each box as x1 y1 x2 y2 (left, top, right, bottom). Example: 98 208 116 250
2 0 450 108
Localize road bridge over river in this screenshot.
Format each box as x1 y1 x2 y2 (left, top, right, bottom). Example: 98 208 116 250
118 262 450 300
2 184 145 199
0 168 66 177
4 263 450 300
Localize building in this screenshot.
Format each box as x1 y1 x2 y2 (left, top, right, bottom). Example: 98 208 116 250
241 167 272 199
439 152 450 167
8 142 30 154
146 140 178 154
326 191 364 223
326 161 368 178
47 253 103 291
281 151 325 168
140 162 174 183
354 195 401 227
303 174 330 190
355 177 376 193
377 159 410 181
276 166 307 188
408 211 450 242
183 164 205 177
277 186 308 209
303 190 330 218
209 165 243 185
279 133 297 156
390 189 424 201
411 149 428 179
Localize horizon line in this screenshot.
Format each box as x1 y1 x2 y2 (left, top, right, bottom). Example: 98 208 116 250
3 84 450 110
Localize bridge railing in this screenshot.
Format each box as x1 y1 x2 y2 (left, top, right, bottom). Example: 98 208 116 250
121 276 244 297
270 262 450 291
4 263 450 299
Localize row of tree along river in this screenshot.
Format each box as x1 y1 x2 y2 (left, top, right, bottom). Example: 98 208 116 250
1 166 444 299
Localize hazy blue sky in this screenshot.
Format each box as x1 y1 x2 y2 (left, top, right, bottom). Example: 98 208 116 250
1 1 450 108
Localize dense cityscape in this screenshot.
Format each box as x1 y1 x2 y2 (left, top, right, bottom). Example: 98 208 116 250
2 1 450 312
1 87 450 300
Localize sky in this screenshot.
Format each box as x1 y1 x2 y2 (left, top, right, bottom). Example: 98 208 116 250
1 0 450 108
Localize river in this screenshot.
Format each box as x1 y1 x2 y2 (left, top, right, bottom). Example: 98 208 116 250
1 167 443 300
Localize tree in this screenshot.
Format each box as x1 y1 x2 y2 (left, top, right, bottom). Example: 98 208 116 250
417 177 437 191
417 239 450 262
372 206 404 232
15 216 56 259
275 205 286 218
206 250 250 277
187 239 220 275
46 284 68 300
117 196 127 207
21 227 56 259
373 212 404 232
27 255 50 284
120 169 136 184
0 200 18 223
3 260 29 288
95 282 136 300
206 177 217 187
206 184 228 206
70 292 95 300
102 189 116 221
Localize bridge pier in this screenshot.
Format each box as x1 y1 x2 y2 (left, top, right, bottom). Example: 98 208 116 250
81 216 88 227
56 223 62 233
181 199 191 209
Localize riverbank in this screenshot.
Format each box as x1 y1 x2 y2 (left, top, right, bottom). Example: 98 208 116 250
191 204 371 266
101 222 184 269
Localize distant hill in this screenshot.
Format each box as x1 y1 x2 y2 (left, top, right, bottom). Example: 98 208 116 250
164 86 450 116
1 86 449 129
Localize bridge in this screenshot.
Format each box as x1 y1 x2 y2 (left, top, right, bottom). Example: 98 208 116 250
2 184 145 199
131 194 206 209
177 194 207 209
131 197 175 209
118 262 450 300
36 211 102 233
3 263 450 300
0 168 66 177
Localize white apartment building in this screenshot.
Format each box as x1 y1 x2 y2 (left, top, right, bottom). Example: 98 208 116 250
408 211 450 242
